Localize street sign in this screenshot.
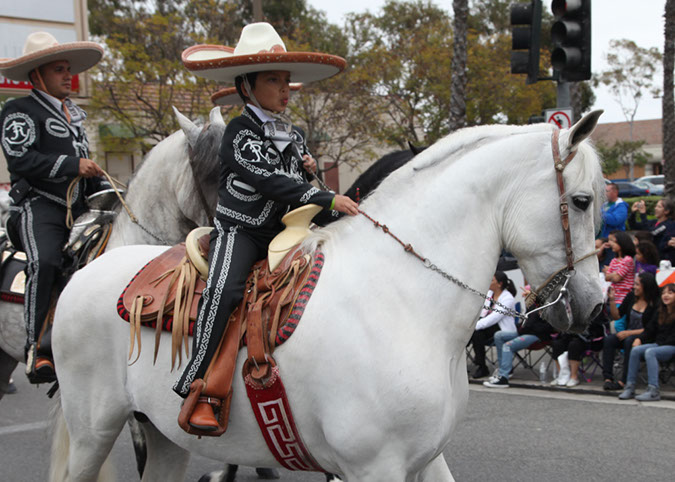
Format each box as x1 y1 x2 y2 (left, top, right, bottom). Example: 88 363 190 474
545 108 572 129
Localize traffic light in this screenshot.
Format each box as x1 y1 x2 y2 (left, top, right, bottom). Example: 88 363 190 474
550 0 591 81
510 0 542 85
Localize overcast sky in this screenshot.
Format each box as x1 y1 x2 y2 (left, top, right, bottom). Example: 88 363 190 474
308 0 667 125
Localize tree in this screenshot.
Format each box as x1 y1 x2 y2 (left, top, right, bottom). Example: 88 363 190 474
595 140 652 178
594 39 663 179
664 0 675 199
88 0 246 152
448 0 468 131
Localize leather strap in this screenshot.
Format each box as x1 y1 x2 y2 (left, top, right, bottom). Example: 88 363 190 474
551 129 577 272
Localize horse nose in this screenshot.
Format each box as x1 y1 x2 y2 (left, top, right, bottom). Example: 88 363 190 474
589 303 603 321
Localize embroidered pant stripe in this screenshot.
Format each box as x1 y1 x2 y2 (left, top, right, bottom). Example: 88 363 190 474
20 203 39 342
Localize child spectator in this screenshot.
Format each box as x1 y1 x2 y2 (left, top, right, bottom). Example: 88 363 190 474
602 272 659 390
619 283 675 401
602 231 636 305
635 241 659 275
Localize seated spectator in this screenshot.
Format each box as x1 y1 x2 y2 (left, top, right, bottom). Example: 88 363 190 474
628 198 675 263
635 241 659 275
619 283 675 401
550 313 607 387
483 289 556 389
602 272 659 390
468 272 517 379
596 237 615 271
602 231 636 305
600 183 628 237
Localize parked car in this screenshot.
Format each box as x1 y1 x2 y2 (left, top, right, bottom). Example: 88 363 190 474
636 174 664 186
634 180 664 196
613 180 650 197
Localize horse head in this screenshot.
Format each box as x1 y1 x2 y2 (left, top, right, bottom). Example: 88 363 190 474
505 110 605 333
172 106 224 228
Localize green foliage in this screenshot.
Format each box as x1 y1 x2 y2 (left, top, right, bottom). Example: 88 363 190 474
596 139 653 178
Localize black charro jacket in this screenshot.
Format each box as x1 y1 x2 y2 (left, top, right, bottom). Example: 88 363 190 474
0 89 100 208
216 106 337 235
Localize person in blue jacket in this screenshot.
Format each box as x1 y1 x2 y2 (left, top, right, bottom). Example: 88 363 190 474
600 183 628 238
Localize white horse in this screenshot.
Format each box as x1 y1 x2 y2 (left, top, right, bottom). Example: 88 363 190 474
49 112 605 481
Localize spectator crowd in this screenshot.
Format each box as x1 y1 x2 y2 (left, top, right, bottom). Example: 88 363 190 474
466 184 675 402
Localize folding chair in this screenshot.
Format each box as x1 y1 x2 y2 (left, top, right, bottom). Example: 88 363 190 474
511 340 553 379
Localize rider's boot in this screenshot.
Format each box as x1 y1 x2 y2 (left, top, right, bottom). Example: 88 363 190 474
25 343 56 384
188 399 219 431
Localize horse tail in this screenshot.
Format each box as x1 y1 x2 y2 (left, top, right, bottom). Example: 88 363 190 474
48 393 116 482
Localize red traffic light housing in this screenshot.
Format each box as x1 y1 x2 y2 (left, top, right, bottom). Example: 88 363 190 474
510 0 542 84
550 0 591 81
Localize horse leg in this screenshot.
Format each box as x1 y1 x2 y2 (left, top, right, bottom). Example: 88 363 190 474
128 415 148 478
139 420 189 482
0 347 19 399
49 396 120 482
420 454 454 482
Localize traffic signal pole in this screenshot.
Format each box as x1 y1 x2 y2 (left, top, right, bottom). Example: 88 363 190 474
557 81 571 108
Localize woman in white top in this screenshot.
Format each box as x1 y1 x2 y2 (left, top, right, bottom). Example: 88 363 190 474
469 271 517 378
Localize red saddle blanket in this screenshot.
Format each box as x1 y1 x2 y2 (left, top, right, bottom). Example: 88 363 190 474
117 243 325 367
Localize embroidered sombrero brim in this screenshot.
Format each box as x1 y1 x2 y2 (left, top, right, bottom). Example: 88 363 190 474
183 44 345 84
211 82 303 106
0 42 104 82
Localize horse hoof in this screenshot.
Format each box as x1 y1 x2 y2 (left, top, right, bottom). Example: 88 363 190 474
256 467 280 479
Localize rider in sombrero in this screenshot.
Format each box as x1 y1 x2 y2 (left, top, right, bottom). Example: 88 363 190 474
0 32 111 384
174 22 359 430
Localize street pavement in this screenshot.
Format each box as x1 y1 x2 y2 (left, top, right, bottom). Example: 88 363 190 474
1 369 674 481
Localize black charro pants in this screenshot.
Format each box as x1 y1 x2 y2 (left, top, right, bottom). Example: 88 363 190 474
15 196 81 352
173 218 273 397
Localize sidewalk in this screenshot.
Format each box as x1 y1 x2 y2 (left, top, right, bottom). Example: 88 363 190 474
468 354 675 401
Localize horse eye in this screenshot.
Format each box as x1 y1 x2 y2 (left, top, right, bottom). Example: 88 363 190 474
572 195 591 211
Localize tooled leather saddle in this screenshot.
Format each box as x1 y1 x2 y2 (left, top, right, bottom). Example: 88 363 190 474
117 231 323 436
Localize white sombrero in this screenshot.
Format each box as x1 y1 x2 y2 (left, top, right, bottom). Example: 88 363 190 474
211 82 303 106
0 32 103 82
183 22 346 84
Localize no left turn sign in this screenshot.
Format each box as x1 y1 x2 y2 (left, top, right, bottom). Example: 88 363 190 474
545 108 573 129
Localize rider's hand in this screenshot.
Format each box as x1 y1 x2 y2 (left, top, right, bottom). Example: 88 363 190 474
302 154 317 174
332 195 359 216
79 158 104 178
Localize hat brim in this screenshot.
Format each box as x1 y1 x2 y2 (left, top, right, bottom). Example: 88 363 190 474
183 45 346 84
211 83 302 106
0 42 103 82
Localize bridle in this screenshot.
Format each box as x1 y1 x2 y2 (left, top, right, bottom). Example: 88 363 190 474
358 128 598 320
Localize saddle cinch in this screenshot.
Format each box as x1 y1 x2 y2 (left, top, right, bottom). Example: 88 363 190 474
118 204 324 436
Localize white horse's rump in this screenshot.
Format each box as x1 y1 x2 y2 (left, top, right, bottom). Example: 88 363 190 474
51 113 605 481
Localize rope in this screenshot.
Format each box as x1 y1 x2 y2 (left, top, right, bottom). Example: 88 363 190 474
65 169 168 243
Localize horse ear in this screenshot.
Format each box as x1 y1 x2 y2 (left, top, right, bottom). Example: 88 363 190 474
209 106 226 126
173 106 201 148
564 109 604 151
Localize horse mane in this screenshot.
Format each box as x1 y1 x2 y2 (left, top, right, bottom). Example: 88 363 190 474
125 120 223 202
304 122 605 252
342 148 419 202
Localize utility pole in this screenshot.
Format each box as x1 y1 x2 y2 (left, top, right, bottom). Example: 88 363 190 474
253 0 263 21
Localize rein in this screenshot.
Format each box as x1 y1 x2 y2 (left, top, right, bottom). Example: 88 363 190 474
357 129 596 320
66 171 169 244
